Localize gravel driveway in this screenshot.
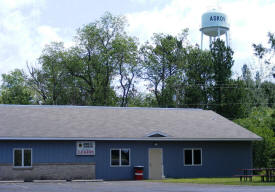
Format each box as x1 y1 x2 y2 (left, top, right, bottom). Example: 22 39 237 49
0 181 275 192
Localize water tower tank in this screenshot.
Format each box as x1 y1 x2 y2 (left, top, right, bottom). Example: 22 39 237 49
200 9 230 49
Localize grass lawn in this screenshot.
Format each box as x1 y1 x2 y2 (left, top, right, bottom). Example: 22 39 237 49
150 177 275 186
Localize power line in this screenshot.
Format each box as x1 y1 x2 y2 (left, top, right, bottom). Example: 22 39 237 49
179 80 275 83
177 103 274 106
179 83 274 87
182 83 273 86
181 86 274 89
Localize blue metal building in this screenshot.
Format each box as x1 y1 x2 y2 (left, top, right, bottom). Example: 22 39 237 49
0 105 260 180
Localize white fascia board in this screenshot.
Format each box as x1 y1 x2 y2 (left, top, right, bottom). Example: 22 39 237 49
0 137 262 141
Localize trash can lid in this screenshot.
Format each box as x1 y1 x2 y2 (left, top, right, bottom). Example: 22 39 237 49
134 165 144 168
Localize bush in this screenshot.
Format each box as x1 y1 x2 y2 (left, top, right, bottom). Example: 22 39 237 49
234 107 274 168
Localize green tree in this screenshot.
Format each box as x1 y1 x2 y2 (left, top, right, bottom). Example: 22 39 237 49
141 32 187 107
112 35 141 107
253 32 275 79
0 69 32 104
128 93 158 107
235 107 274 168
241 64 253 86
261 81 275 108
178 47 213 109
241 64 274 109
36 42 66 104
221 79 252 119
66 12 126 105
28 42 88 105
27 65 48 103
210 39 234 116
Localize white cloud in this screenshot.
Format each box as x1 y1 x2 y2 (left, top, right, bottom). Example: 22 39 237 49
0 0 69 76
0 0 274 82
0 0 36 10
129 0 160 4
126 0 275 77
37 26 62 45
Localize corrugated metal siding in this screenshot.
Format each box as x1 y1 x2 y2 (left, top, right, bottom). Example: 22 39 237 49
95 141 149 180
94 141 252 180
0 141 252 180
163 141 252 178
0 141 95 163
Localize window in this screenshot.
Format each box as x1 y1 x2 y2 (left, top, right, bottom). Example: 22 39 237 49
13 149 32 167
184 149 202 166
110 149 130 166
111 150 120 166
184 149 192 165
121 149 130 166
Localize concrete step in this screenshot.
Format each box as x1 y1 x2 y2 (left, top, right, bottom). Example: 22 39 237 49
71 179 103 182
0 180 24 183
32 180 66 183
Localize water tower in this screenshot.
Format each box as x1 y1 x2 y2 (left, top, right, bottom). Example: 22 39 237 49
200 9 229 49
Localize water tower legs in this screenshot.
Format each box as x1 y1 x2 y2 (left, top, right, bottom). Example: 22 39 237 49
201 32 203 49
201 32 230 49
225 31 229 47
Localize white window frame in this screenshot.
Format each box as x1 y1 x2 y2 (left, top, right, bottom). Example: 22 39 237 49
183 148 202 166
110 148 131 167
13 148 32 168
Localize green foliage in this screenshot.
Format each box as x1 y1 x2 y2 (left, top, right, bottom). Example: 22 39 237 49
235 107 275 168
111 35 141 107
241 64 253 86
178 47 213 108
0 12 273 120
241 64 274 109
141 32 187 107
27 12 134 106
261 81 275 108
0 69 32 104
253 32 275 79
128 93 158 107
37 42 66 104
210 39 234 81
28 42 86 105
210 39 234 116
66 12 128 106
221 79 252 119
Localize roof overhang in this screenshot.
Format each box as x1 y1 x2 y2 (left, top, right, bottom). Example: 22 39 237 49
0 137 262 141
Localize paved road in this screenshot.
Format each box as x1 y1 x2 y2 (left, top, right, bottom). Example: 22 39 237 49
0 181 275 192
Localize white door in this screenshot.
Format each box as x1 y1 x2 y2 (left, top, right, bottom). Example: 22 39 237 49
149 148 163 179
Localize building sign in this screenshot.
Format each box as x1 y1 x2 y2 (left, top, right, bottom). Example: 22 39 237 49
209 15 225 22
76 141 95 155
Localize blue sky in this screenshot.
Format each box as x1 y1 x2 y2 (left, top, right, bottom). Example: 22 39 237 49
0 0 274 80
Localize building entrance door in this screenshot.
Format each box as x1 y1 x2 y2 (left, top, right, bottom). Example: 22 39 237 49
148 148 163 179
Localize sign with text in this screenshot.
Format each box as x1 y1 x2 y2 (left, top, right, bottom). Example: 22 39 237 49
76 141 95 156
